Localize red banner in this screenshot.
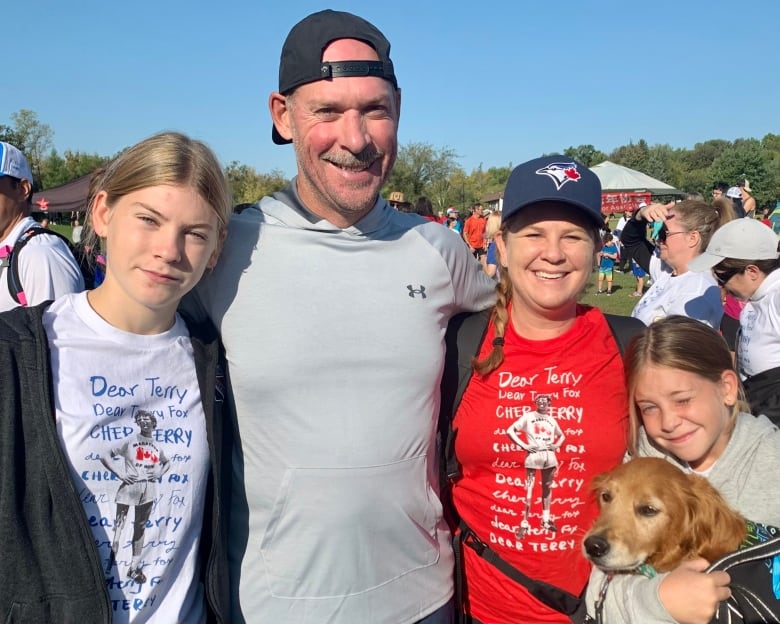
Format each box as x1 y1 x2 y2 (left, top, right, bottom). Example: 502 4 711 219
601 192 652 214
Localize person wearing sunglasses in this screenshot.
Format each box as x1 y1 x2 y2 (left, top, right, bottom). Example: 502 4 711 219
688 218 780 425
618 198 736 327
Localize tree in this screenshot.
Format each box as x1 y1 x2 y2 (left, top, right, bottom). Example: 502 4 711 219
761 134 780 161
682 139 732 171
643 144 675 188
609 139 650 171
39 149 108 189
482 165 512 190
0 124 24 147
10 110 53 189
224 162 288 205
384 142 460 206
709 139 774 206
563 144 607 167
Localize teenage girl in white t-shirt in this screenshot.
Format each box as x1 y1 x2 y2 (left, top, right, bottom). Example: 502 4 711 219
2 132 233 623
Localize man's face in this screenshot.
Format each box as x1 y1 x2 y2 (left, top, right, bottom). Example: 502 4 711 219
712 188 723 199
136 412 155 434
536 396 551 413
271 38 401 227
0 176 29 240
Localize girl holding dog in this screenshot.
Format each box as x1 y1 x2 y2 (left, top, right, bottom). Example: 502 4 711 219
0 132 234 623
585 315 780 624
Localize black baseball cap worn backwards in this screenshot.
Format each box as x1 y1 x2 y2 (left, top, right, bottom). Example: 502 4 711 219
501 155 603 230
272 9 398 145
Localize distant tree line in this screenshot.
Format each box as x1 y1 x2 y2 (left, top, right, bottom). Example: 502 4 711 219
389 137 780 215
3 110 779 212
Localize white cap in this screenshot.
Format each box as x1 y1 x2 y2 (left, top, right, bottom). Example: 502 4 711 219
0 141 32 184
726 186 742 199
0 141 33 183
688 218 780 272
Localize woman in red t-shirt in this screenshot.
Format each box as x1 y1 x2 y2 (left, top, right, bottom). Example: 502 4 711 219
450 156 634 623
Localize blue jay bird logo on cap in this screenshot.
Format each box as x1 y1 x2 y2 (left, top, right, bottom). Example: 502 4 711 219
535 162 582 190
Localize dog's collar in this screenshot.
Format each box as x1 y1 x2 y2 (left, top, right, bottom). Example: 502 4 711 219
635 563 657 578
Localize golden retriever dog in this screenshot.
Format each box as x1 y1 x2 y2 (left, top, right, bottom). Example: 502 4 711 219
583 457 746 573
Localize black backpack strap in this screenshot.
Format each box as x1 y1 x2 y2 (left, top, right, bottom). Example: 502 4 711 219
6 226 77 305
603 313 644 358
439 309 491 483
456 520 585 619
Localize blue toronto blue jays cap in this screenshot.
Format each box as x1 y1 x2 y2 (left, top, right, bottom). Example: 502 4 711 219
272 9 397 145
501 155 602 229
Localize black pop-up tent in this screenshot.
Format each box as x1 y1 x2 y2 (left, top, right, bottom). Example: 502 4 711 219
31 173 93 213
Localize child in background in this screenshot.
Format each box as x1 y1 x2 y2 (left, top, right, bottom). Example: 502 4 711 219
629 259 646 297
585 316 780 624
482 210 502 280
597 230 618 295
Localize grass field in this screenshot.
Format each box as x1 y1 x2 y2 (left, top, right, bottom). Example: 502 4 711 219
580 267 644 317
581 215 644 317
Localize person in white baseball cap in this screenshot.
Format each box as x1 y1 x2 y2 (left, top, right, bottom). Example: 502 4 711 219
689 217 780 423
0 141 34 184
0 141 84 310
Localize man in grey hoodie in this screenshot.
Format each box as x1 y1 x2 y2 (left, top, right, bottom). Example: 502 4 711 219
185 10 495 624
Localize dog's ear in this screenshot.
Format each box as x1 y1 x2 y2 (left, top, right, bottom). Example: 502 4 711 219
685 474 746 563
647 479 695 572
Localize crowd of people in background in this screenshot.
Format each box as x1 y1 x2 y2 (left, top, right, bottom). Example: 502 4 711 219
2 8 780 624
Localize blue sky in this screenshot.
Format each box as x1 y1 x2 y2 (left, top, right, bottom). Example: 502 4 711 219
7 1 779 180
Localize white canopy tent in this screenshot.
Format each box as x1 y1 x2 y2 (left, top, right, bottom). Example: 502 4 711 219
591 161 684 196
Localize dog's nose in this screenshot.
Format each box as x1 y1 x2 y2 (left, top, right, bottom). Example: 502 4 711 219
584 535 610 558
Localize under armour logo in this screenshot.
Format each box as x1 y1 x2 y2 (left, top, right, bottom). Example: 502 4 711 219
407 285 427 299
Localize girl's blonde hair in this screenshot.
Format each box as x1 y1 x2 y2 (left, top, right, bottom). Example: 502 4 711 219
82 131 231 253
624 315 749 455
484 211 502 242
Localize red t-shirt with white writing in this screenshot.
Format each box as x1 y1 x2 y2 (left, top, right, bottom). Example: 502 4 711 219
452 305 628 623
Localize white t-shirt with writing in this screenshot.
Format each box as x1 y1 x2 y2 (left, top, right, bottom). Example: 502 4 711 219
631 253 723 327
738 269 780 378
43 292 209 624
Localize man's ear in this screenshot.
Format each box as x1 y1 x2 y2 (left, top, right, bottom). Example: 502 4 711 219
269 92 293 143
19 178 32 202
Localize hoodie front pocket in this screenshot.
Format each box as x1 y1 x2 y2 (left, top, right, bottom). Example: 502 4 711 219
260 454 440 598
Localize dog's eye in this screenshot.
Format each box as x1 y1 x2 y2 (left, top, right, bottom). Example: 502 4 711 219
637 504 660 517
599 491 613 503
